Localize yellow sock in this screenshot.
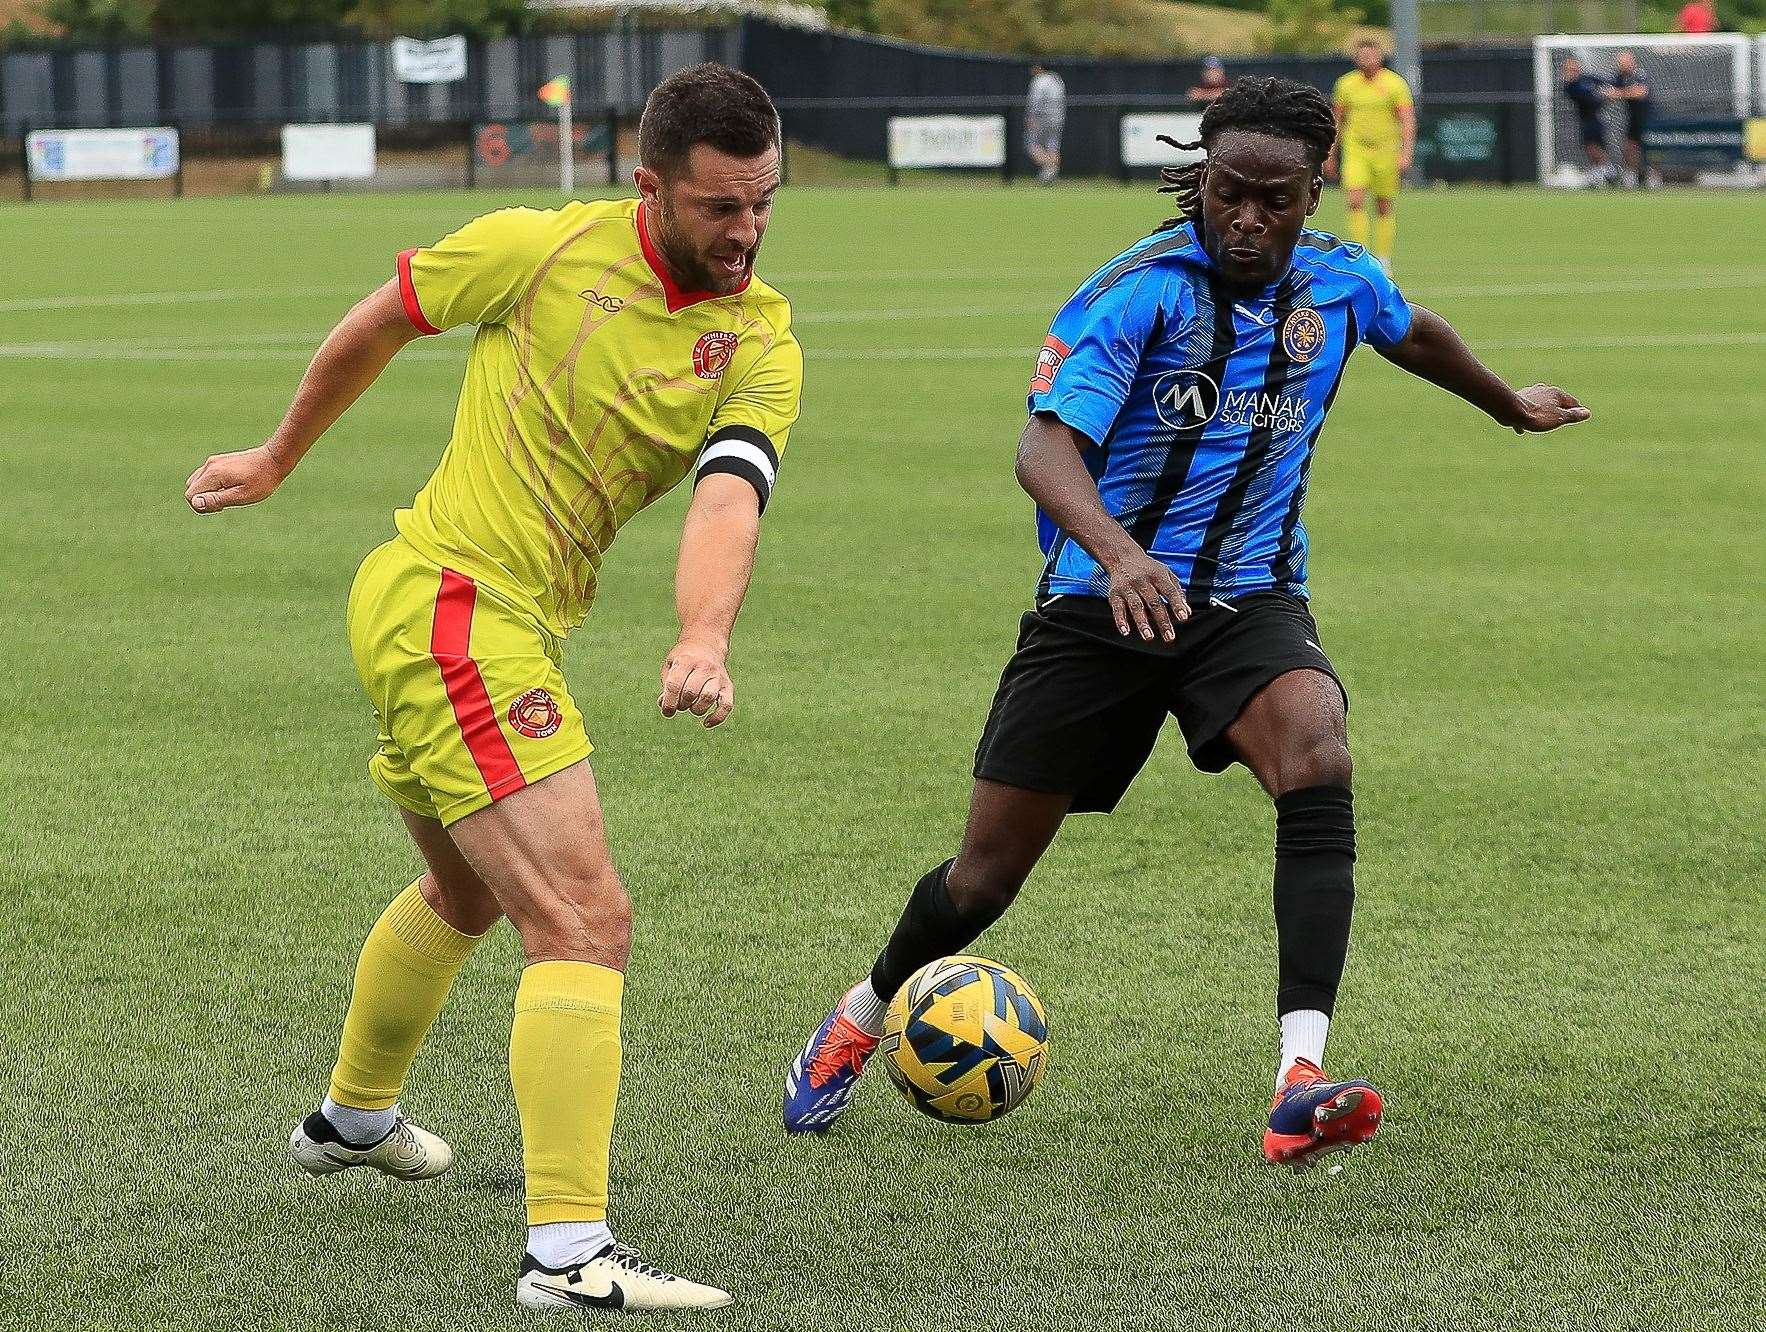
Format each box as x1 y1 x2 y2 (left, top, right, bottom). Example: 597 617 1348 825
1345 206 1369 247
1373 211 1397 262
511 960 625 1225
328 881 486 1111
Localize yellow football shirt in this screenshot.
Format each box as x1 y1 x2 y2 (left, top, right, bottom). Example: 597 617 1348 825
1333 68 1413 155
393 197 802 637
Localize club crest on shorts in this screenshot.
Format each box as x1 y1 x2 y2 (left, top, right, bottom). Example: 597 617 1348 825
1030 334 1070 394
692 330 738 379
509 688 562 740
1282 308 1326 364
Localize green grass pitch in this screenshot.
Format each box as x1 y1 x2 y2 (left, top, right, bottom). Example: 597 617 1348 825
1 183 1762 1331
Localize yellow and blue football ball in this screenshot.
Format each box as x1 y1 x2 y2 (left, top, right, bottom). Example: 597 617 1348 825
879 955 1048 1123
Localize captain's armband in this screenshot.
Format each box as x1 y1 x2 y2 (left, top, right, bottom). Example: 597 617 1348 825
694 425 779 513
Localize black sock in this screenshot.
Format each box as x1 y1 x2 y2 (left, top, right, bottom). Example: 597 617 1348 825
1273 784 1357 1017
869 859 1010 1002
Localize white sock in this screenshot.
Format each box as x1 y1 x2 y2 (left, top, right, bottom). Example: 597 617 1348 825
320 1095 397 1146
1276 1009 1330 1089
839 978 887 1036
528 1220 613 1269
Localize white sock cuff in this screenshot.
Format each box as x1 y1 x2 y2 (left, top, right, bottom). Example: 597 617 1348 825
320 1095 398 1145
840 978 887 1036
1277 1008 1331 1088
527 1220 614 1269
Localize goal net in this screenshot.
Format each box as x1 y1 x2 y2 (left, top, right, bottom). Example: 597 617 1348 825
1533 33 1756 184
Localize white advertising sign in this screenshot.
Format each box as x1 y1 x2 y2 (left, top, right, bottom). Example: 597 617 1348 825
888 115 1007 169
282 123 378 181
26 127 179 181
392 34 468 84
1120 112 1206 168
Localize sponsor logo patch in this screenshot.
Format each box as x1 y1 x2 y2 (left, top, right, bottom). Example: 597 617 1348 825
1152 368 1222 430
1282 307 1326 363
1030 334 1071 394
509 688 562 740
582 290 624 314
692 330 738 379
1218 388 1309 432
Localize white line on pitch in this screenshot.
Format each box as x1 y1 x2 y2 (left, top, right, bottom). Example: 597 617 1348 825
0 286 363 313
4 329 1763 365
8 267 1765 320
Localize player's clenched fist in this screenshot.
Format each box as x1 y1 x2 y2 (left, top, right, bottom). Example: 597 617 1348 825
658 636 734 727
185 444 289 514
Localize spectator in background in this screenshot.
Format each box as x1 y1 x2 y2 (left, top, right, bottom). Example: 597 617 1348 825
1676 0 1717 32
1188 56 1229 106
1026 62 1066 185
1609 48 1654 187
1561 55 1615 186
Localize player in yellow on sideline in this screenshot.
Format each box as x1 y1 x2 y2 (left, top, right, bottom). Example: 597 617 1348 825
1326 40 1415 269
183 63 800 1314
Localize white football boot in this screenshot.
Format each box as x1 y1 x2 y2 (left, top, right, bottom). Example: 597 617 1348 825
517 1242 733 1312
288 1109 454 1181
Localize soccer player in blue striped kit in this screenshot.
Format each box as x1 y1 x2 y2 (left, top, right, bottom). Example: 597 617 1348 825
785 77 1590 1165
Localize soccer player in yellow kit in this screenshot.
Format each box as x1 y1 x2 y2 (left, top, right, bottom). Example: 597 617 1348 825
183 64 798 1313
1327 40 1415 268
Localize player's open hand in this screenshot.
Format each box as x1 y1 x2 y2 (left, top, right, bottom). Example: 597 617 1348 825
185 444 288 514
1102 549 1191 643
659 636 734 727
1507 384 1591 434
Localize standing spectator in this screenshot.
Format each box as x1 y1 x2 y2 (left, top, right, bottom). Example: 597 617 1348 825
1188 56 1229 107
1026 62 1066 185
1676 0 1717 32
1561 56 1615 186
1608 49 1654 187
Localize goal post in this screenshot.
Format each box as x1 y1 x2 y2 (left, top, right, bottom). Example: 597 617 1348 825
1533 32 1755 184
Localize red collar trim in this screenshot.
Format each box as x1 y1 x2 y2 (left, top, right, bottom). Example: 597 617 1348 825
635 201 749 313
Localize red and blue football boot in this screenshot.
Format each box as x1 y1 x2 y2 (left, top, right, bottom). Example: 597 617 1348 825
783 1000 879 1134
1263 1057 1384 1171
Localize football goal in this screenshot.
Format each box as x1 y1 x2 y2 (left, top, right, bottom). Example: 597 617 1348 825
1533 32 1756 184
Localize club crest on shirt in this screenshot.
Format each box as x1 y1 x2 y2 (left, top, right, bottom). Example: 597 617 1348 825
509 688 562 740
692 330 739 379
1030 334 1071 395
1282 308 1326 364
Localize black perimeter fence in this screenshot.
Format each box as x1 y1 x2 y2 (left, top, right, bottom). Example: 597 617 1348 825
1 20 1539 189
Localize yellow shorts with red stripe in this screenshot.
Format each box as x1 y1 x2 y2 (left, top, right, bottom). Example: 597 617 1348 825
346 537 591 826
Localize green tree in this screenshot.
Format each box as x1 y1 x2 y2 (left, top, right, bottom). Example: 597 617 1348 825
823 0 880 31
1260 0 1362 54
41 0 154 36
149 0 350 34
873 0 1196 57
346 0 530 39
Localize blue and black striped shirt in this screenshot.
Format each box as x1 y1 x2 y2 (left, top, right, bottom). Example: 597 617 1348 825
1027 222 1411 601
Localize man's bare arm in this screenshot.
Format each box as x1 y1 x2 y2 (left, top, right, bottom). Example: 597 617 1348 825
184 280 422 513
1015 412 1191 642
1377 304 1591 433
658 473 762 728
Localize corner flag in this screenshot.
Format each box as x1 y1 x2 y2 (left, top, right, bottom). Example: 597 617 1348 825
537 76 575 195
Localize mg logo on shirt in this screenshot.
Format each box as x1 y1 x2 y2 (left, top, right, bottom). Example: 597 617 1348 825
1152 369 1221 430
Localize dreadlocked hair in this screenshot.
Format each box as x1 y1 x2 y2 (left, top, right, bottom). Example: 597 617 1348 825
1157 75 1337 230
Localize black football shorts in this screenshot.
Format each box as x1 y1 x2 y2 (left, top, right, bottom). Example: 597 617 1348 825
972 590 1346 813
